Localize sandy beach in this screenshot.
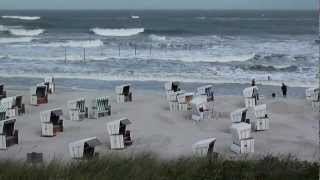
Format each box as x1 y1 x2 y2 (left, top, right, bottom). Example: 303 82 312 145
0 78 318 162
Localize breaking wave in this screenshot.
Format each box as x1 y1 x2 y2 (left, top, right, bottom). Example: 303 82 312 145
29 40 104 48
2 16 41 20
91 28 144 37
149 34 166 41
0 37 34 43
8 29 45 36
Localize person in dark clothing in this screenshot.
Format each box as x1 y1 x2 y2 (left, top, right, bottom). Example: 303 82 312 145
281 83 287 98
251 79 256 86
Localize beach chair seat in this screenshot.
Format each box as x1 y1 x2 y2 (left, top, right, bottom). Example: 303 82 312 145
197 85 214 102
68 98 88 121
30 85 48 105
107 118 132 150
40 108 64 137
0 118 18 149
230 138 254 154
252 104 270 131
90 96 111 119
116 84 133 103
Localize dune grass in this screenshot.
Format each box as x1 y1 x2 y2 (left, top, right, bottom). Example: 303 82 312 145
0 153 317 180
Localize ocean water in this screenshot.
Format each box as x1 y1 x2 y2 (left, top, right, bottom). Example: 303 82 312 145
0 10 318 87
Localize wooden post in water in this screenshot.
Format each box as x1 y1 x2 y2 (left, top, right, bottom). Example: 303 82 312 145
64 47 67 64
118 44 121 56
149 45 152 56
134 44 137 56
83 48 86 63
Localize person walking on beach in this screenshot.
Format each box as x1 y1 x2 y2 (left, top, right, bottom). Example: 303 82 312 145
281 83 287 98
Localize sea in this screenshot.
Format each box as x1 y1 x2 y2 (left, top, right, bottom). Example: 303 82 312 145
0 10 318 87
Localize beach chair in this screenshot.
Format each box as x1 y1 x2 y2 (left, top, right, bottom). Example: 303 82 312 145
40 108 63 137
192 138 216 158
177 92 194 111
230 122 254 154
243 86 259 108
306 88 317 101
252 104 270 131
311 88 320 112
115 84 132 103
190 96 214 122
164 81 181 100
168 90 185 112
69 137 101 159
0 84 6 100
0 118 18 149
196 85 214 102
89 96 111 119
68 98 88 121
30 84 48 105
107 118 132 150
0 96 25 118
230 108 248 124
44 77 55 94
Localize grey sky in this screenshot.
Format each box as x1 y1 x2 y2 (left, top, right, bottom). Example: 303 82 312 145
0 0 316 10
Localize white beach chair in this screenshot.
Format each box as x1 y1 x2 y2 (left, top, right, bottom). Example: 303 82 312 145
69 137 101 159
0 118 18 150
243 86 259 108
164 81 181 101
230 108 248 124
230 122 254 154
89 96 111 119
68 98 88 121
0 96 25 118
30 84 48 105
107 118 132 150
40 108 63 137
115 84 132 103
190 96 214 122
177 92 194 111
168 90 185 112
252 104 270 131
196 85 214 102
192 138 216 157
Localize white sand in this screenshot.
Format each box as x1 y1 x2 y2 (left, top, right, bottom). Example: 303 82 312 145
0 87 318 162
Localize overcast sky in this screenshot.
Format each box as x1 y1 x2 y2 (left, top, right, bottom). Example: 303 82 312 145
0 0 316 10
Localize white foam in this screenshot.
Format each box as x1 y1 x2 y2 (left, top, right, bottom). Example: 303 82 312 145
2 16 41 20
0 37 34 43
8 29 44 36
30 40 104 48
131 16 140 19
91 28 144 37
149 34 166 41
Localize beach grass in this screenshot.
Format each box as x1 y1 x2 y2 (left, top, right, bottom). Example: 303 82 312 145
0 153 317 180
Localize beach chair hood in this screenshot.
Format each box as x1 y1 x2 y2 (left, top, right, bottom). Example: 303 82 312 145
243 86 258 98
41 108 63 123
107 118 131 135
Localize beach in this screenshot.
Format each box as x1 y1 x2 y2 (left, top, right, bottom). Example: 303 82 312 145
0 77 318 162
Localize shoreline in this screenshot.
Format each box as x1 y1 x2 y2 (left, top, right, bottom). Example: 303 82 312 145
0 76 308 98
